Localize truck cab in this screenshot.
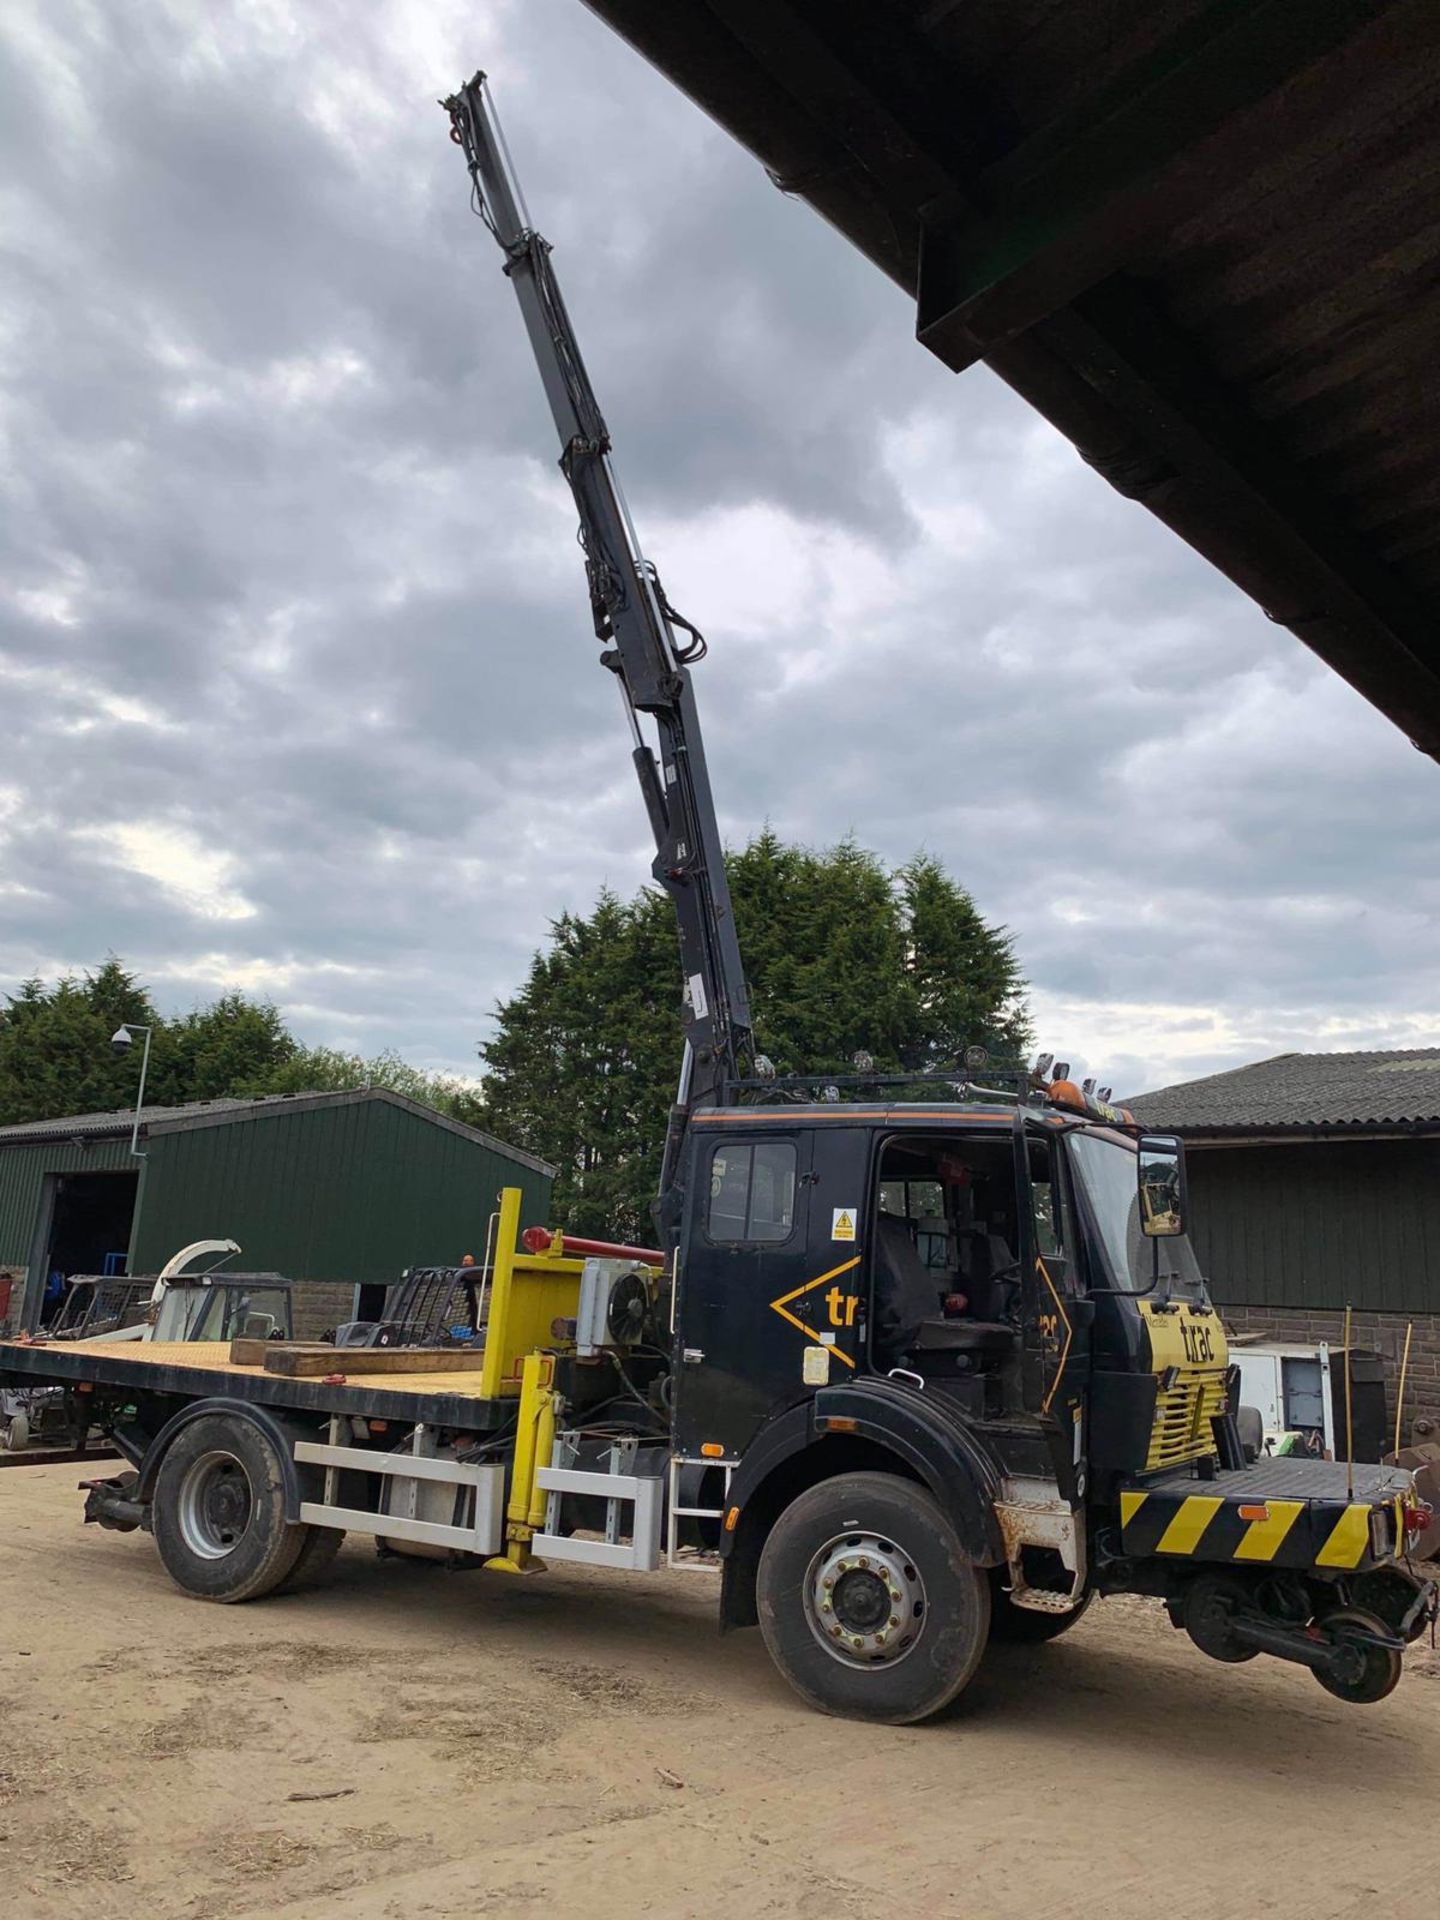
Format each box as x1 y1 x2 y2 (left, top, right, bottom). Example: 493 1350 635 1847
672 1082 1430 1718
675 1099 1222 1485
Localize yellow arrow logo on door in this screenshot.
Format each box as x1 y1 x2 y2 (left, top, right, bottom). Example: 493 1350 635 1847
769 1255 860 1369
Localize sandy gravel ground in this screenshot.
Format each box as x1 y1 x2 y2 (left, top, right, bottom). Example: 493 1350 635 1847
1 1463 1435 1920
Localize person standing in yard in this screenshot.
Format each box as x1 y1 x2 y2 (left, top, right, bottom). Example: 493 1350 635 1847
454 1252 478 1333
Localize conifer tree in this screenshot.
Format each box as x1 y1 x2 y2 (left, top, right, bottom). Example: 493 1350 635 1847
479 835 1029 1237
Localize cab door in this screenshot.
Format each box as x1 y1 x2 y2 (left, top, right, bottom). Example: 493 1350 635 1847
673 1125 815 1458
1015 1116 1092 1461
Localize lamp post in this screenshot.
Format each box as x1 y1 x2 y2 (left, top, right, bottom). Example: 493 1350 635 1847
110 1023 153 1159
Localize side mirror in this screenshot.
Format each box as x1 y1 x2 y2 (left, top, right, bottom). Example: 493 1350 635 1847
1137 1134 1187 1237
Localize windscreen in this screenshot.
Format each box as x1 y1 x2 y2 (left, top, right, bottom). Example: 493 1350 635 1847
1068 1132 1206 1298
219 1285 292 1340
180 1283 293 1341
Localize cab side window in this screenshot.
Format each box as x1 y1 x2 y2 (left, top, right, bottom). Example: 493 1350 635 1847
707 1141 797 1244
1029 1138 1067 1260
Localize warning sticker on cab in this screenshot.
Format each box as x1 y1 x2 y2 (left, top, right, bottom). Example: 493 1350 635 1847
831 1208 856 1241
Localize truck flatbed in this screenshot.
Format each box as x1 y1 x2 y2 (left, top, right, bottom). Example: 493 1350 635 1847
0 1339 510 1433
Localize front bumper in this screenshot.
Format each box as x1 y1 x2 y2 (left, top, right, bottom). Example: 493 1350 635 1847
1119 1457 1414 1572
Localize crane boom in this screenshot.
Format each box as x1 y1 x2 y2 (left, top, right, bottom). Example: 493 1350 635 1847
442 73 754 1228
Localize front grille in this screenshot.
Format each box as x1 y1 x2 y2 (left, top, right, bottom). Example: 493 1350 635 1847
1146 1368 1228 1471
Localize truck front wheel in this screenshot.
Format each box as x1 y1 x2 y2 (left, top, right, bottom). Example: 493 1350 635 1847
756 1471 990 1724
151 1414 308 1602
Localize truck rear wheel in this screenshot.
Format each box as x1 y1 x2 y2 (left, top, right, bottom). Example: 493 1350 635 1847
756 1471 990 1724
152 1414 307 1602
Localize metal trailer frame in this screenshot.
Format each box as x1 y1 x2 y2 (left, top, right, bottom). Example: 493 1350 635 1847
0 1185 669 1576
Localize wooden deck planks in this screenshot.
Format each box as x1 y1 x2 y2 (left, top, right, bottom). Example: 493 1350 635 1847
45 1337 497 1402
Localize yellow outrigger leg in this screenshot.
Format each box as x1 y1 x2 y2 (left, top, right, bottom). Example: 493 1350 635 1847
484 1349 558 1575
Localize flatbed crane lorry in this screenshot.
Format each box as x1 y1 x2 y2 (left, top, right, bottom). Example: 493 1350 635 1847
2 73 1432 1724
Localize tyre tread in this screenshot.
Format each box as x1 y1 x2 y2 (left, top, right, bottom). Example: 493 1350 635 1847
274 1525 346 1594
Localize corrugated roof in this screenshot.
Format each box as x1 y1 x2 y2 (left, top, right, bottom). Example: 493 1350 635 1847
0 1089 556 1175
0 1095 290 1140
1128 1049 1440 1133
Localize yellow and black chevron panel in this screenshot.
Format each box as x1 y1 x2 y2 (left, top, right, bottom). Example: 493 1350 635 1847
1120 1488 1380 1570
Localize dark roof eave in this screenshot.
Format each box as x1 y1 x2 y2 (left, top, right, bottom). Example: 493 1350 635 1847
578 0 1440 762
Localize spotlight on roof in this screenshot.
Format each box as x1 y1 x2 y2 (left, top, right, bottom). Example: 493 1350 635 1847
852 1050 874 1073
1033 1051 1054 1077
753 1054 776 1082
1082 1077 1096 1097
963 1045 989 1070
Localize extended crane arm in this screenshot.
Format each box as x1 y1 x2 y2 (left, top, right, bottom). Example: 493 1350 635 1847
442 73 754 1224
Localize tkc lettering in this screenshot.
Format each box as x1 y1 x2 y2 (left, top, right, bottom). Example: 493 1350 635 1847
1181 1320 1215 1365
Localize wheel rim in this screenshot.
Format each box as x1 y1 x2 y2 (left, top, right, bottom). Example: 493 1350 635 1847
803 1531 927 1669
177 1449 254 1559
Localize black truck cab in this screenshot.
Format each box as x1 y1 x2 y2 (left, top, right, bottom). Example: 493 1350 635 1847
672 1093 1428 1715
675 1101 1181 1481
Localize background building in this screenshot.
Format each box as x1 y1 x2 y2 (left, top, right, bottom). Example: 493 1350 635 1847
1130 1049 1440 1443
0 1090 554 1337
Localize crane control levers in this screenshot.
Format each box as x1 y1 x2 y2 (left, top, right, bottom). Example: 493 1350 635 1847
443 74 753 1232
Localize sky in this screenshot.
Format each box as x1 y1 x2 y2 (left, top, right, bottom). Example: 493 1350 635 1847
2 0 1438 1101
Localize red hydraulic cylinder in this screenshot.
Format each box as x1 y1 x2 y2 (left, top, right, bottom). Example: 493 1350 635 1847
520 1226 665 1265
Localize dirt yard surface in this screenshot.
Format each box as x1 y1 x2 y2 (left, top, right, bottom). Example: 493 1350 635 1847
1 1464 1435 1920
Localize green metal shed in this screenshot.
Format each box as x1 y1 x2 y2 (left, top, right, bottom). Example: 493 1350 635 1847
0 1090 555 1335
1128 1049 1440 1318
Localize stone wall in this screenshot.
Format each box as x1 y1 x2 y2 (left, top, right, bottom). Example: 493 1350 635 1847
290 1282 359 1342
1222 1302 1440 1447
